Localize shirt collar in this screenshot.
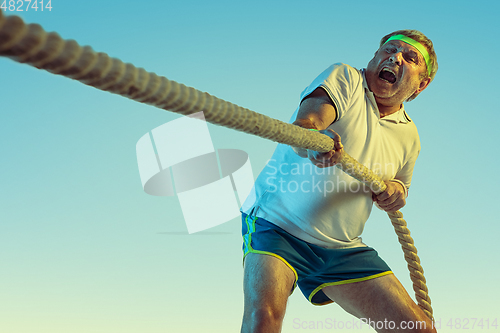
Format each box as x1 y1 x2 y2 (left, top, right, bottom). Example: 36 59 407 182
361 68 411 124
383 106 411 124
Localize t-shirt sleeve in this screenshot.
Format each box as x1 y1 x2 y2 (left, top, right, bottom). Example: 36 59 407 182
299 63 361 122
394 137 421 190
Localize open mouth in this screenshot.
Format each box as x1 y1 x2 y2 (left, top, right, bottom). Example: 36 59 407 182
378 68 397 84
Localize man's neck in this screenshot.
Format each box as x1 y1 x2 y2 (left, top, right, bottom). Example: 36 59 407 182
376 102 402 118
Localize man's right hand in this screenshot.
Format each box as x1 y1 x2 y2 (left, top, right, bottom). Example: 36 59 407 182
307 129 344 168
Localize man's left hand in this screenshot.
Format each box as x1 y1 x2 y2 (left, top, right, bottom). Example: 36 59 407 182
373 181 406 212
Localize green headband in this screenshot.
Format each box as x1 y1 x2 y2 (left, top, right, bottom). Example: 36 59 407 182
384 34 432 76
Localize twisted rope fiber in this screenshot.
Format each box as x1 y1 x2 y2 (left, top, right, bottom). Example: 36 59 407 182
0 10 433 320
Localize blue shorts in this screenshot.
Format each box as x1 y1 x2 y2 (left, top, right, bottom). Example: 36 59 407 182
242 213 393 305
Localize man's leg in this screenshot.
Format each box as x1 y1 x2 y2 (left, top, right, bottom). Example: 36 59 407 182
322 274 436 333
241 253 296 333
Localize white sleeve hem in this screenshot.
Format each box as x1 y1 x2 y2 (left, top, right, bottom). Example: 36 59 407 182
391 179 408 198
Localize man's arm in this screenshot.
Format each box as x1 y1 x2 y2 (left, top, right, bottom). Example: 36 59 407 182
293 87 338 128
375 141 418 212
295 88 408 211
292 88 343 167
374 180 407 212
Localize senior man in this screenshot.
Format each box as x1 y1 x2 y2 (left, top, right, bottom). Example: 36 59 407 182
240 30 438 333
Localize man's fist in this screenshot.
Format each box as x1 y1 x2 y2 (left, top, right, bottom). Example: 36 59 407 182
373 180 407 212
307 129 344 168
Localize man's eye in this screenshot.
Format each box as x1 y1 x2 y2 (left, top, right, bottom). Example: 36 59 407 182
407 56 417 63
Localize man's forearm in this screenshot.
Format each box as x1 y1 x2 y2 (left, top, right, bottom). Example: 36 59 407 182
291 118 318 157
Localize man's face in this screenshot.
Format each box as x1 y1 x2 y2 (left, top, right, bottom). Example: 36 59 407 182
366 40 430 107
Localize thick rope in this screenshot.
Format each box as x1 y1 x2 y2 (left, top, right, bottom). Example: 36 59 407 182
0 9 433 320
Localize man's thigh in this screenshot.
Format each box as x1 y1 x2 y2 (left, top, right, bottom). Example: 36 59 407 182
322 274 435 333
243 252 296 310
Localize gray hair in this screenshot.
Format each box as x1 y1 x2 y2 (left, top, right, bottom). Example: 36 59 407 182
380 30 438 101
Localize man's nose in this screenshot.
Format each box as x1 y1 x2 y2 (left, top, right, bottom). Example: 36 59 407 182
390 51 403 65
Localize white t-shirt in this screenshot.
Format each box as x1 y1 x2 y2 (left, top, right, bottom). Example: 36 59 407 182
241 63 421 249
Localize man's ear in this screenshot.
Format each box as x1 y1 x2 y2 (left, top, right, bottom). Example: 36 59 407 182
413 76 431 99
417 77 431 94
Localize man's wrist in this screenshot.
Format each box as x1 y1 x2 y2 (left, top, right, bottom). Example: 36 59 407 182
390 179 408 198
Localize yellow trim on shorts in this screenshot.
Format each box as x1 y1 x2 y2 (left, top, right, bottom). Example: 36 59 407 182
308 271 394 306
242 214 299 291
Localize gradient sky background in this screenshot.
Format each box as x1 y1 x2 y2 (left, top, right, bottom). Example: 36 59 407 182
1 1 499 332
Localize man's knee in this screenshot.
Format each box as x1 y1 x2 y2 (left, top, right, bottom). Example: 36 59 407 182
242 304 286 332
418 320 437 333
247 304 286 322
411 324 437 333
